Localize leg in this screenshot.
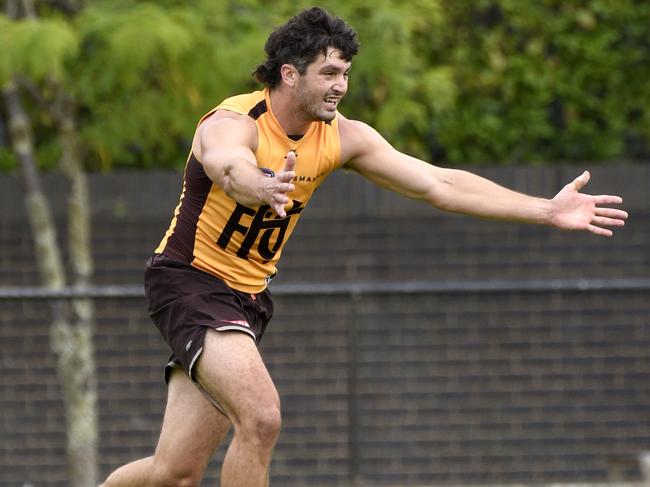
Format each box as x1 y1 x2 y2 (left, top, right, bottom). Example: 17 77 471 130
100 367 231 487
193 330 281 487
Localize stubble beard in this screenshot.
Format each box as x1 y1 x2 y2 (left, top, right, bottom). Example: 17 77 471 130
297 86 336 124
314 106 336 123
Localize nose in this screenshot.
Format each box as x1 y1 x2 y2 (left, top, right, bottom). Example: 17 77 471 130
332 74 347 95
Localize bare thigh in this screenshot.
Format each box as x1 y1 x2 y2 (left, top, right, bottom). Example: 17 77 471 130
194 330 280 428
153 367 231 478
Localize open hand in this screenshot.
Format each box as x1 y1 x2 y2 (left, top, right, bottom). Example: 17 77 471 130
262 151 296 218
550 171 628 237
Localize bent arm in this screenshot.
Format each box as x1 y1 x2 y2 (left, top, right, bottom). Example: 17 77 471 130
341 119 627 235
196 112 296 217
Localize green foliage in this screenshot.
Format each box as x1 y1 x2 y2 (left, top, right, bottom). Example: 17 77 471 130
431 0 650 163
0 14 79 85
1 0 649 170
72 3 201 168
71 2 280 169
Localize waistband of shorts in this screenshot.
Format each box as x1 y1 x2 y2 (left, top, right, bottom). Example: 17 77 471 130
149 253 272 299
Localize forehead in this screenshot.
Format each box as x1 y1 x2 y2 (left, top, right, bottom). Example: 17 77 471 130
309 47 352 70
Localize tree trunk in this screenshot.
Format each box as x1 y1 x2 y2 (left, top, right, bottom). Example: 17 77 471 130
54 88 99 487
3 79 98 487
2 82 66 289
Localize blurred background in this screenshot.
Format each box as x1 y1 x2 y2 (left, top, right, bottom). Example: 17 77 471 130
1 0 648 486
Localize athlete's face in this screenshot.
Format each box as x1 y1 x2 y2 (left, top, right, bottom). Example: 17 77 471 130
294 48 351 123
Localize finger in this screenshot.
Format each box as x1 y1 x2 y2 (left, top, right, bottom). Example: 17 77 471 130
595 207 628 219
587 224 613 237
273 192 290 203
277 171 296 183
271 193 291 218
273 202 287 218
594 194 623 205
284 151 297 172
572 170 590 191
591 216 626 227
276 182 295 193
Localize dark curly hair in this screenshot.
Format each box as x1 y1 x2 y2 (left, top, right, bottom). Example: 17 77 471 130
253 7 360 88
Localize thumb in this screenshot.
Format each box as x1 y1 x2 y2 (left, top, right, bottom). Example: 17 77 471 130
284 151 297 173
572 170 590 191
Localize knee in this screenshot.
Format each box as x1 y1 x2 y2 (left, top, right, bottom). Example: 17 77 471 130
239 403 282 448
151 462 203 487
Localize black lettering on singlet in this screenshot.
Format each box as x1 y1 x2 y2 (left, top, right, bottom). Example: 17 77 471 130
217 200 305 262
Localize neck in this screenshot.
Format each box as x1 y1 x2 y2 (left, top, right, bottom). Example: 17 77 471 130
268 87 312 136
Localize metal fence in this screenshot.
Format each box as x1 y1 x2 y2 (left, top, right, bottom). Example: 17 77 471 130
2 277 650 300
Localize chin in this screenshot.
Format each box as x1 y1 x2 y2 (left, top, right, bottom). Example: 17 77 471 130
315 109 336 123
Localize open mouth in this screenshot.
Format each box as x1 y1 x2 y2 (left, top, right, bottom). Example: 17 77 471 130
324 97 338 109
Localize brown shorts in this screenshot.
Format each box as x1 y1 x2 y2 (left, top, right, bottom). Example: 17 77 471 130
144 253 274 383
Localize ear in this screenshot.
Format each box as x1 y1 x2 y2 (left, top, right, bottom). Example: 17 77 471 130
280 64 298 87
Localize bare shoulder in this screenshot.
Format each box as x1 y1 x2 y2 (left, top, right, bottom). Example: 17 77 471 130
338 113 393 166
192 109 258 158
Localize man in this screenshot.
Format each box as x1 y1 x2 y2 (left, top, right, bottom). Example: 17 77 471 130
100 7 627 487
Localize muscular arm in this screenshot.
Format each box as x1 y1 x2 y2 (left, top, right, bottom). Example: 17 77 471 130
340 117 627 235
196 111 296 217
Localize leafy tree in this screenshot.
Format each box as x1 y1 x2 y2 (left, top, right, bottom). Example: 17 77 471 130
3 0 649 171
429 0 650 163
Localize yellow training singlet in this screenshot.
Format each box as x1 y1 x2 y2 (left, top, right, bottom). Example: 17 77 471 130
155 89 341 293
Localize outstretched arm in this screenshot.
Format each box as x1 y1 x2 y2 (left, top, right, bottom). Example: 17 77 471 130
340 118 627 236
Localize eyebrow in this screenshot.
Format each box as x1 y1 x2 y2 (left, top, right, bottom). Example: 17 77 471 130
319 64 351 72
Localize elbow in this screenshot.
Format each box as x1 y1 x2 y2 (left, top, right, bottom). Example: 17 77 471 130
201 154 228 188
211 159 236 195
427 193 453 212
216 159 263 205
201 154 262 205
220 166 234 195
425 176 455 211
